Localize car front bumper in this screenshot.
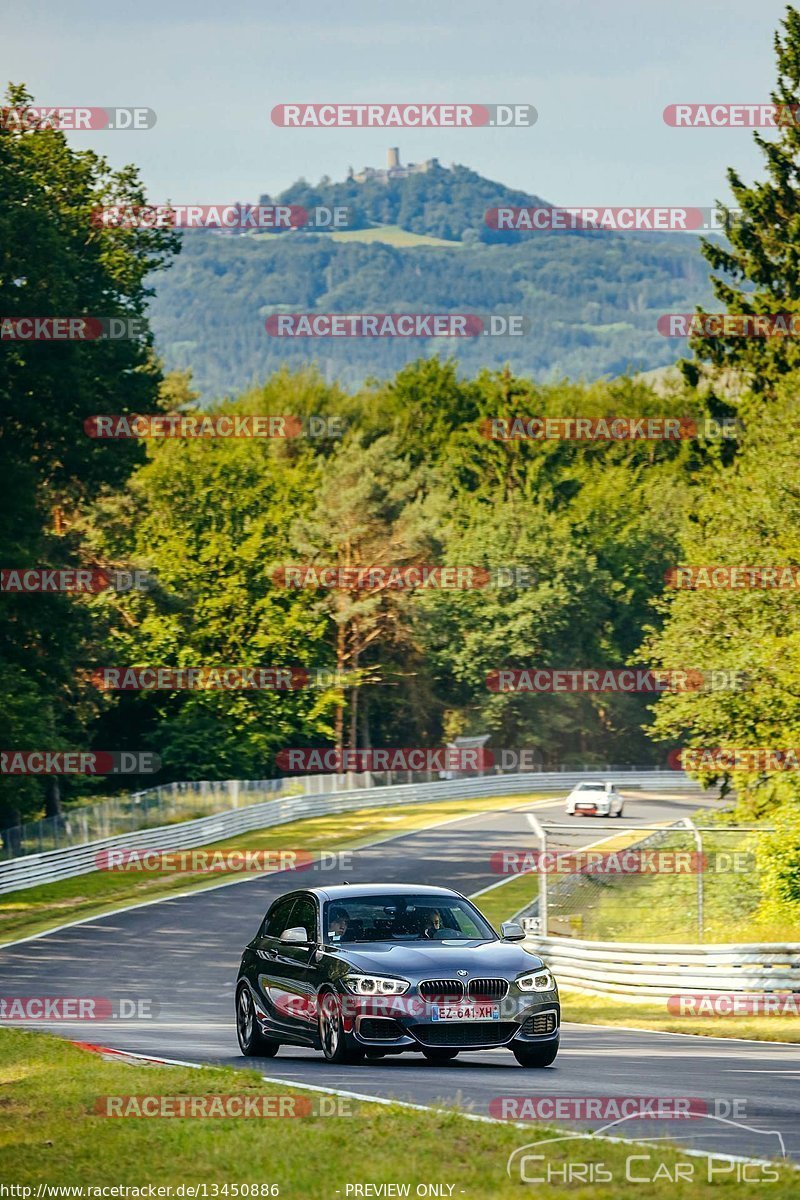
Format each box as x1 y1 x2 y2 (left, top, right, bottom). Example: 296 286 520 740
340 991 561 1050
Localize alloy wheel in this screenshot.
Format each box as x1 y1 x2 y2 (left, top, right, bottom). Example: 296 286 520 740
237 987 254 1048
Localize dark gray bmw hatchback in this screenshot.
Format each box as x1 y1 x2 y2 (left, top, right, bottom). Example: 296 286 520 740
236 883 559 1066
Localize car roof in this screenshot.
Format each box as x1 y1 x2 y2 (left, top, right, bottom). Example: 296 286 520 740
296 883 465 903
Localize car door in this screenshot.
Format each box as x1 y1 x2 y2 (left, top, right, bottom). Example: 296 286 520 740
273 894 321 1039
255 893 320 1042
251 894 301 1036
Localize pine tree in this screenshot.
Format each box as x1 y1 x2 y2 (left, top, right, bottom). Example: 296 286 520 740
683 5 800 395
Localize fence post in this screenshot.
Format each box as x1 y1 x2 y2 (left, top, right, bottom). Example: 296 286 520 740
682 817 704 940
527 812 548 936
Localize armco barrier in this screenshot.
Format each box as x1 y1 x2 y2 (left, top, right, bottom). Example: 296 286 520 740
523 933 800 1002
0 769 700 895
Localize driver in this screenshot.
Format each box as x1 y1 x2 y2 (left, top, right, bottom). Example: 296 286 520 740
328 907 350 942
422 908 443 938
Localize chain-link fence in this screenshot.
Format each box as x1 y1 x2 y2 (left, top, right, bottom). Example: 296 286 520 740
0 778 291 859
518 819 769 942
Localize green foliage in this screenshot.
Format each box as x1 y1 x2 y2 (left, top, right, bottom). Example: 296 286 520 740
269 161 549 243
684 5 800 393
79 360 709 780
0 84 178 823
642 379 800 803
641 377 800 920
149 222 714 403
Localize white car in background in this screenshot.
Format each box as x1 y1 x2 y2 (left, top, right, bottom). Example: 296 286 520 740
565 781 624 817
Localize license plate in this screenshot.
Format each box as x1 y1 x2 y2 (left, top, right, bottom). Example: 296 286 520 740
431 1003 500 1021
576 805 598 812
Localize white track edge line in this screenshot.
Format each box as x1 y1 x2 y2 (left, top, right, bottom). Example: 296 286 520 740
70 1039 795 1171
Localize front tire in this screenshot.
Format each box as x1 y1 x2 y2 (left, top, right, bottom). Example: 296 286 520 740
422 1048 459 1063
318 991 364 1064
236 985 280 1057
513 1038 559 1067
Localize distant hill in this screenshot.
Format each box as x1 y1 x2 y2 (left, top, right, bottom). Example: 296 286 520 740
263 160 550 244
148 160 716 402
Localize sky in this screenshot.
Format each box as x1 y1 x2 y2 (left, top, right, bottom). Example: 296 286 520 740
1 0 794 207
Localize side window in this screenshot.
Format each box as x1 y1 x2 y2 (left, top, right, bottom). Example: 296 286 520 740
288 896 318 942
263 897 297 938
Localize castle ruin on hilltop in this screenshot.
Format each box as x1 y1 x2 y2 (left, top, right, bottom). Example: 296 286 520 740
347 147 441 184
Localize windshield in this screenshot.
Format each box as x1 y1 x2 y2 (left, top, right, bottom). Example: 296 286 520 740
578 783 606 791
324 893 495 944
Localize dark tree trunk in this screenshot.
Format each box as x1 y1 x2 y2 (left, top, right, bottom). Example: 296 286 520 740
45 775 62 818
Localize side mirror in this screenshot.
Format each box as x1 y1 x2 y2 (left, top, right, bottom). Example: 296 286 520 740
500 921 526 941
280 926 310 945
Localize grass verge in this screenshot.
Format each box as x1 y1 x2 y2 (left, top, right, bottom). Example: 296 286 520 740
469 822 664 931
559 988 800 1043
563 823 798 943
0 1028 794 1195
472 872 539 929
327 223 462 247
467 825 800 1044
0 792 552 946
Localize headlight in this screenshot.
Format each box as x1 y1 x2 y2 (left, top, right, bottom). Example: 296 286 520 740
343 974 409 996
517 969 555 992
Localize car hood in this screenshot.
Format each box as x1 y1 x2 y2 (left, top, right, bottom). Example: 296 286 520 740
329 939 545 978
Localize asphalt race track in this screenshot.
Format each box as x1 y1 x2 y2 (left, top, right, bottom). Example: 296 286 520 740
1 791 798 1164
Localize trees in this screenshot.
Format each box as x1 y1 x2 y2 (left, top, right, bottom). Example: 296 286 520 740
684 6 800 395
287 432 441 751
643 377 800 808
86 376 344 780
0 84 178 824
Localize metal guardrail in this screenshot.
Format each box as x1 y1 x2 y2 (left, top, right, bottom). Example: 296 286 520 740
522 932 800 1001
0 761 679 860
0 769 701 895
0 777 301 859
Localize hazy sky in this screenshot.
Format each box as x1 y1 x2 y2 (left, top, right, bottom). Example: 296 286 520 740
2 0 793 206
